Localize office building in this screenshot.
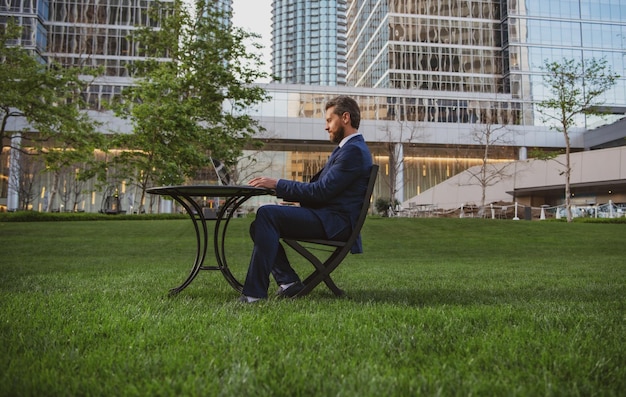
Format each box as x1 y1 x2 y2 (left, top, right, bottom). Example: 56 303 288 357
339 0 625 204
271 0 348 85
0 0 47 56
45 0 231 110
1 0 625 213
346 0 625 127
0 0 232 211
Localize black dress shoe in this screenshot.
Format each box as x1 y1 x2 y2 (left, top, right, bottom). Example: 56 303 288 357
276 281 305 298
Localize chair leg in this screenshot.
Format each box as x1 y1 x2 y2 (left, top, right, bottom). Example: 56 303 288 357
299 271 344 297
285 240 346 297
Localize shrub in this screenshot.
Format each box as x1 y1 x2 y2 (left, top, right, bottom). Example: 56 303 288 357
375 198 400 217
0 211 187 222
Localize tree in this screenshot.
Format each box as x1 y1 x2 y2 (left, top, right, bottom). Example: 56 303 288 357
56 165 89 213
230 139 280 185
40 128 105 212
1 19 103 211
536 58 619 222
380 100 425 205
463 106 517 217
8 149 44 210
110 0 271 212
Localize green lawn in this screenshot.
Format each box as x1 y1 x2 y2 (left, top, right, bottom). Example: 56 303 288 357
1 217 624 396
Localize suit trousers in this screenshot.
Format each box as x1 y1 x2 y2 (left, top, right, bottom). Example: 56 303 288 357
242 204 350 298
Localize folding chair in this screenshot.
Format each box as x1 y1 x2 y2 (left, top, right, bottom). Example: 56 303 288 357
283 164 379 297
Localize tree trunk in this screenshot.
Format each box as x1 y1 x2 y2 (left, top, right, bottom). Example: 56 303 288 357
564 132 572 222
46 171 60 212
479 141 489 217
139 188 147 214
388 143 397 202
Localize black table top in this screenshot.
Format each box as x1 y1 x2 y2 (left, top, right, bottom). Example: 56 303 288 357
147 185 273 197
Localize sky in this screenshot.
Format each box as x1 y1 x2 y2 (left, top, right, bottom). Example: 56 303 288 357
232 0 272 80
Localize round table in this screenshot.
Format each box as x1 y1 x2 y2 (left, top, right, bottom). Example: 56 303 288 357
147 185 272 295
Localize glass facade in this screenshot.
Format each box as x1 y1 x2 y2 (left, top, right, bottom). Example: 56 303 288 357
249 87 522 125
42 0 171 110
2 0 625 211
271 0 348 85
505 0 626 128
507 0 626 107
0 0 49 54
348 0 504 92
347 0 626 128
227 144 517 209
234 144 514 209
43 0 232 110
244 84 523 204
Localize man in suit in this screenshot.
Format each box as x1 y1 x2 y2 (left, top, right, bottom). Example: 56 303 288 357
241 95 373 303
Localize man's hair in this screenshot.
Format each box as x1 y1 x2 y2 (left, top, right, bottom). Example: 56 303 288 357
325 95 361 129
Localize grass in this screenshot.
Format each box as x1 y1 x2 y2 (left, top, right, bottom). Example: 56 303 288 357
1 217 624 396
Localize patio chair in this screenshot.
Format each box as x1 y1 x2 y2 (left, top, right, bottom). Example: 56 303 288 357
282 164 379 297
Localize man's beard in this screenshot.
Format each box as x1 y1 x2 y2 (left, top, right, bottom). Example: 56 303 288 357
331 125 345 144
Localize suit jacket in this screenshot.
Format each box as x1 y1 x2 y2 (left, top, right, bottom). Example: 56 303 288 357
275 134 373 253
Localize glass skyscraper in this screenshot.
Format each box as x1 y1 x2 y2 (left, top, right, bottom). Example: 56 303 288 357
0 0 48 56
43 0 232 110
507 0 626 125
346 0 625 127
43 0 169 110
0 0 232 111
271 0 348 85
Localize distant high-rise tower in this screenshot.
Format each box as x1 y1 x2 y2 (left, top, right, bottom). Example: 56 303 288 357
271 0 347 86
212 0 232 14
209 0 233 25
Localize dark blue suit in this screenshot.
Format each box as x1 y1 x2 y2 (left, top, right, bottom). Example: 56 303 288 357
242 134 372 298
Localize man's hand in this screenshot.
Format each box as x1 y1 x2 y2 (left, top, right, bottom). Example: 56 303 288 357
249 177 278 189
